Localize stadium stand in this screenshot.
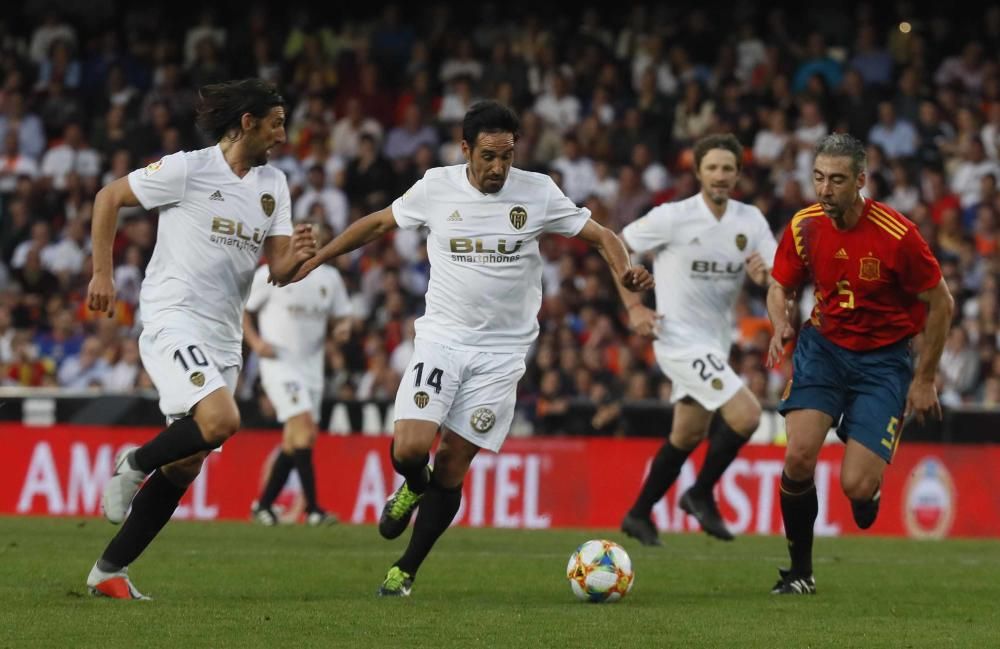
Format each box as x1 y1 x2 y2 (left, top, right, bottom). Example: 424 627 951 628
0 3 998 438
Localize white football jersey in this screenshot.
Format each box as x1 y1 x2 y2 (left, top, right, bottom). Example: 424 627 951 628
128 145 293 356
622 194 777 353
392 164 591 352
245 263 352 387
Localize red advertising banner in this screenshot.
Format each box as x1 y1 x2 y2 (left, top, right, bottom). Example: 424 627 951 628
2 425 997 538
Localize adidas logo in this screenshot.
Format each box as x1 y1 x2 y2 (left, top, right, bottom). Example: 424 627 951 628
209 190 224 201
835 248 848 259
447 210 462 222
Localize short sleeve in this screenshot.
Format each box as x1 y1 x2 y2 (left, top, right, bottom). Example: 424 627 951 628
127 151 188 210
542 176 591 236
391 176 431 230
327 269 354 318
897 229 942 295
771 222 809 289
245 265 271 312
621 204 674 253
266 172 294 238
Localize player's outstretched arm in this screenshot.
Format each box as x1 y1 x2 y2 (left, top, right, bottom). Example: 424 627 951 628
88 176 141 318
274 206 399 286
765 281 797 367
576 219 654 295
907 279 955 423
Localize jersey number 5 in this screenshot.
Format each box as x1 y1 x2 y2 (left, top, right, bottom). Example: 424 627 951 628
173 345 210 371
413 361 444 394
837 280 855 309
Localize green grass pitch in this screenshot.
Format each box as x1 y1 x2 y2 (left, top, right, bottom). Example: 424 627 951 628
2 516 999 648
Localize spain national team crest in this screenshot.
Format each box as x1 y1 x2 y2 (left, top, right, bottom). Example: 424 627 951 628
470 407 496 433
859 256 881 281
260 193 276 217
735 233 747 251
190 371 205 387
903 457 955 539
509 206 527 230
414 391 430 409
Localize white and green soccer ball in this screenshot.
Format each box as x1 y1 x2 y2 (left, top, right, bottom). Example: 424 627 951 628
566 539 634 603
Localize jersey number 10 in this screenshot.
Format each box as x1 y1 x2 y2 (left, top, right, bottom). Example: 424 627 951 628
173 345 210 371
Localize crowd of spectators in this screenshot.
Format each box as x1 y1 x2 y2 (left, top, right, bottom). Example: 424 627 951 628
1 3 999 436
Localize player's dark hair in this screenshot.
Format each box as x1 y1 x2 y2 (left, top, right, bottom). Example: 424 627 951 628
815 133 867 175
693 134 744 171
462 101 519 150
195 79 285 141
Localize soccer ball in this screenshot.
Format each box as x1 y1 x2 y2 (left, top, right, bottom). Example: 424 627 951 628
566 539 634 603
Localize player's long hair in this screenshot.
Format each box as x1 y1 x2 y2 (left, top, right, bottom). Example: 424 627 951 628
195 79 285 142
463 101 520 149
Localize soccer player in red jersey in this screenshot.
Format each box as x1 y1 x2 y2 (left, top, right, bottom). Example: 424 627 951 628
765 133 954 595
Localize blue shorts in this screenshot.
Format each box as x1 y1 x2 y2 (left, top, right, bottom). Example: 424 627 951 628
779 325 912 462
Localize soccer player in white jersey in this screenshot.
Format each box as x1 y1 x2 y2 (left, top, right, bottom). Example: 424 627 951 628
85 79 316 599
619 134 778 546
285 101 653 597
244 221 353 526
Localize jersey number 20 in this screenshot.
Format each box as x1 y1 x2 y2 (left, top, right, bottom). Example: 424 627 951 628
691 353 726 381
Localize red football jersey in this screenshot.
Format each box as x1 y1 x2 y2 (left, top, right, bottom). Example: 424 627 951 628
772 199 942 351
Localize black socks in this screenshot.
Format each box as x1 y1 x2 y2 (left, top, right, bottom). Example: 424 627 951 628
691 425 749 496
391 441 431 495
779 472 818 577
292 448 319 512
99 470 187 570
629 440 692 518
132 417 218 474
258 451 295 510
395 475 462 576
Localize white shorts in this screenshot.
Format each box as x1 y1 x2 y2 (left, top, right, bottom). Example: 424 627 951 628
139 327 241 420
653 342 742 411
259 359 322 423
393 339 526 452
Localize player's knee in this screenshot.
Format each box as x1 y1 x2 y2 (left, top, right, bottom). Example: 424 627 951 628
430 450 470 489
285 413 316 449
729 410 760 437
669 428 705 450
161 451 208 486
392 436 431 463
841 472 879 502
197 408 241 445
784 447 818 481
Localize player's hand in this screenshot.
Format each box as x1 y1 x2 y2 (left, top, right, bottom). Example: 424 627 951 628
745 252 769 286
332 318 353 343
622 266 654 292
905 378 942 425
291 223 317 263
87 273 116 318
627 304 662 337
269 256 318 286
766 322 796 368
253 341 277 359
